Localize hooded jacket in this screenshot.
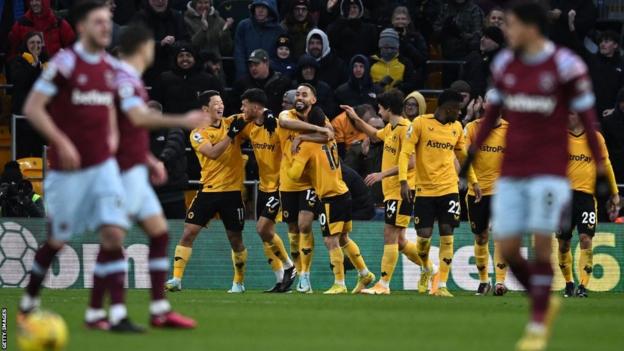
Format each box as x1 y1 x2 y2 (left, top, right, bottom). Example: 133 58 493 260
462 45 502 97
326 0 377 63
335 54 378 107
234 0 285 79
8 0 75 58
370 53 419 94
184 1 233 56
305 28 346 89
231 68 292 116
294 54 337 117
433 0 483 59
403 91 427 118
280 0 316 59
150 127 188 204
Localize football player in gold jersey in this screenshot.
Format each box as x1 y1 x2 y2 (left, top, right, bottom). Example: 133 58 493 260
557 112 619 298
288 107 375 294
464 90 509 296
165 90 249 293
238 89 296 292
399 89 481 297
340 89 437 295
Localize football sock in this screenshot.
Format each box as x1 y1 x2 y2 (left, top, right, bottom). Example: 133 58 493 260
231 249 248 284
329 247 345 285
288 232 302 273
557 249 573 283
380 244 399 284
299 232 314 273
529 261 554 324
149 233 169 302
104 247 127 325
341 239 369 276
25 241 60 299
268 234 293 269
416 236 432 267
474 241 489 283
494 241 507 284
579 248 593 286
400 241 423 266
263 242 284 283
173 245 192 280
439 236 454 283
88 245 109 311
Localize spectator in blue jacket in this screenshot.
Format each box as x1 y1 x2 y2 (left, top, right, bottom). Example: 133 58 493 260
234 0 285 79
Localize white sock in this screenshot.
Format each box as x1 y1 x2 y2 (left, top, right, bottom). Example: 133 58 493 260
274 268 284 283
358 268 370 277
19 294 40 312
109 304 128 325
439 282 447 288
527 322 546 334
149 299 171 316
85 308 106 322
379 279 389 288
303 272 310 279
283 259 294 270
335 280 346 287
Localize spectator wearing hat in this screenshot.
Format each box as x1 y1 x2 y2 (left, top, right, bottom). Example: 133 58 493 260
153 43 224 114
280 0 316 59
234 0 285 80
305 28 346 89
334 54 379 108
282 89 297 110
370 28 419 94
184 0 234 57
590 31 624 118
231 48 292 114
271 34 297 78
326 0 377 63
293 53 336 116
461 25 505 98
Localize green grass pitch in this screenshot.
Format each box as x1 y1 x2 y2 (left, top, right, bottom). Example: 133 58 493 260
1 289 623 351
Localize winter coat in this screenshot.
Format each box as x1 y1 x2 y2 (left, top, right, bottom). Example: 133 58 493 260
184 2 233 56
234 0 285 79
461 47 501 98
7 52 46 114
370 53 419 93
293 54 337 117
590 53 624 116
231 70 292 114
150 128 188 199
433 0 483 59
549 0 597 50
280 1 316 59
8 0 75 58
153 64 224 114
326 1 377 63
602 106 624 183
270 57 296 79
397 29 428 73
334 54 379 107
305 28 347 89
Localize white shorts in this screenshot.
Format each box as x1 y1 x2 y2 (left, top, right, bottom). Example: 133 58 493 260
121 164 162 221
492 176 571 238
45 158 129 242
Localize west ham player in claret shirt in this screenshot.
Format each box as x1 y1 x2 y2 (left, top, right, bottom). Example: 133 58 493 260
461 2 607 351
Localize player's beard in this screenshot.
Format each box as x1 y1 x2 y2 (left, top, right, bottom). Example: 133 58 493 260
295 100 308 113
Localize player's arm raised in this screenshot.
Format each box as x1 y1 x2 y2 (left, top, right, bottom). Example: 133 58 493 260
340 105 381 142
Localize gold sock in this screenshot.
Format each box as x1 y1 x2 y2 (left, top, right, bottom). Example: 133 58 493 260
579 248 593 286
439 236 454 284
558 249 573 283
173 245 192 280
341 240 368 273
329 247 345 283
288 232 301 273
494 241 507 284
299 232 314 273
416 237 432 267
231 249 248 284
268 234 291 266
263 242 283 272
474 241 489 283
381 244 399 284
400 241 423 266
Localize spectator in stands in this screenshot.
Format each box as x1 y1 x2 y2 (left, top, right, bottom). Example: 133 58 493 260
282 89 296 110
8 0 75 58
305 28 345 89
8 31 47 115
333 103 374 175
199 50 227 87
483 6 505 30
462 25 505 98
548 0 597 52
0 0 26 57
280 0 316 59
147 101 189 219
335 54 378 108
271 34 296 78
590 31 624 118
133 0 189 86
403 91 426 121
293 53 336 116
234 0 284 79
106 0 123 50
326 0 377 63
231 48 292 114
184 0 233 57
370 28 419 93
391 6 427 78
342 164 375 220
0 161 44 218
153 43 223 114
602 88 624 184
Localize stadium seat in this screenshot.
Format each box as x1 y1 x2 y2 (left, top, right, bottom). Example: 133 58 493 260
0 126 11 170
17 157 44 195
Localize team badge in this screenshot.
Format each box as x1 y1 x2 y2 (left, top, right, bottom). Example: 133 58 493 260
538 72 556 93
192 132 204 143
414 217 420 225
283 210 289 219
188 212 195 219
503 73 516 87
77 74 88 85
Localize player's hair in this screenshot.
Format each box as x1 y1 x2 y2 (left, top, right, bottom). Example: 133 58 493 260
118 25 154 56
70 0 108 25
241 88 268 107
377 89 405 115
437 89 463 107
509 1 548 35
298 83 317 97
307 106 326 127
197 90 221 106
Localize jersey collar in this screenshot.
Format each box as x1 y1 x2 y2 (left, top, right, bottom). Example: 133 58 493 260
521 40 555 66
74 41 103 65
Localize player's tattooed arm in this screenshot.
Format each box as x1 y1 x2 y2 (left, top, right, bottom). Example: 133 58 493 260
340 105 381 142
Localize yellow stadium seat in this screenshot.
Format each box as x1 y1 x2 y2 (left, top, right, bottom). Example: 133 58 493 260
17 157 43 195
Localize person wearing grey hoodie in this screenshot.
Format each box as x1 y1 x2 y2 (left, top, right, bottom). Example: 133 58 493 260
305 28 346 89
184 0 234 56
234 0 285 79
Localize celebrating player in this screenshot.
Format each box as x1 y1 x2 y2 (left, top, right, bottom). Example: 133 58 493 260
341 89 437 295
557 112 619 298
461 2 608 350
399 89 481 298
288 106 374 294
165 90 249 293
463 89 509 296
238 88 297 292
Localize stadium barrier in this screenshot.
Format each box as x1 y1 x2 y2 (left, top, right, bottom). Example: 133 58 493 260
0 219 622 292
